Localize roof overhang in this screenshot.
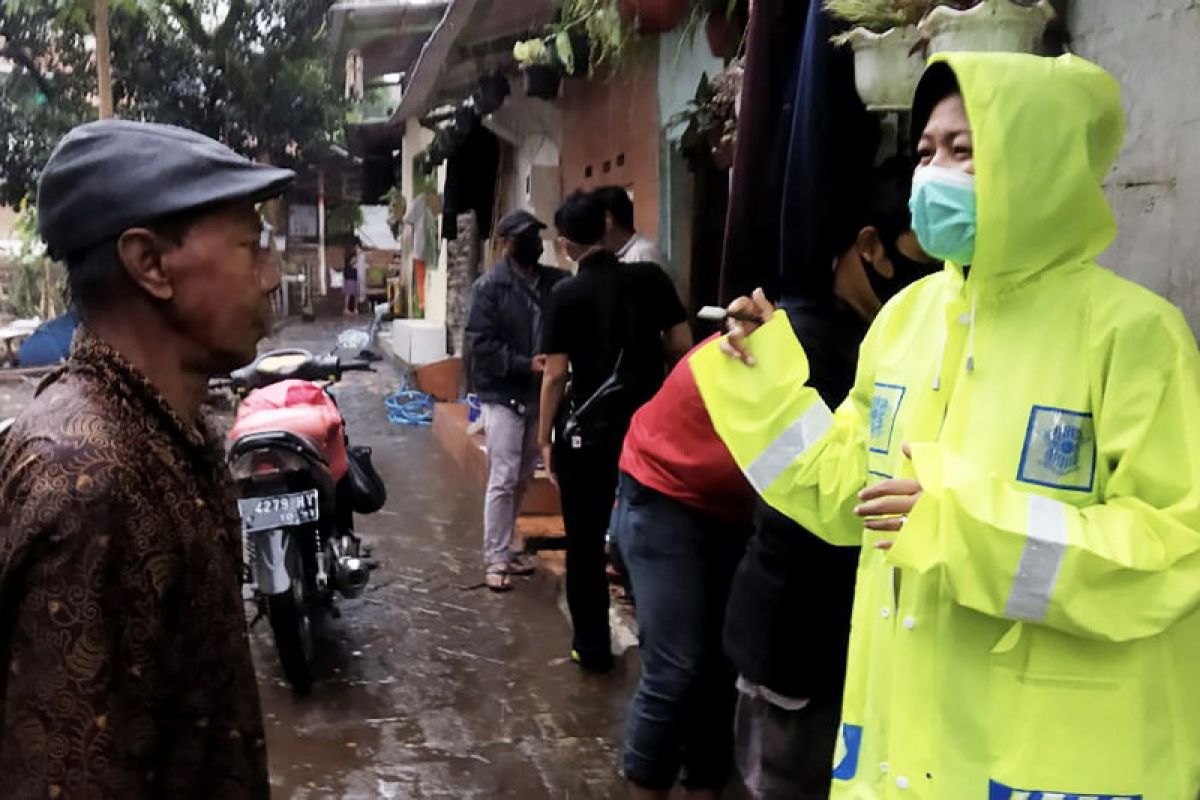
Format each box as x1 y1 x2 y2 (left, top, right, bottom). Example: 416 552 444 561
329 0 450 85
388 0 559 125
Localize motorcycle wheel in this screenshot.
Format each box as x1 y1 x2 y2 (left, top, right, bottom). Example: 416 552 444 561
266 543 314 695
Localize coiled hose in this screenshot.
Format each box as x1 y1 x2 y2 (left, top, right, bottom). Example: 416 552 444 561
385 376 434 426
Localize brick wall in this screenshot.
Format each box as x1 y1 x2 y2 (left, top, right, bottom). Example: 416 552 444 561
559 50 662 240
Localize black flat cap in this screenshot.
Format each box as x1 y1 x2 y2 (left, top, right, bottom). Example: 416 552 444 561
37 120 295 259
496 209 546 239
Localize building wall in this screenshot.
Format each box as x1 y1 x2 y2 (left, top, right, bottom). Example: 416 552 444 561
560 49 662 240
400 118 450 326
1070 0 1200 333
657 29 724 296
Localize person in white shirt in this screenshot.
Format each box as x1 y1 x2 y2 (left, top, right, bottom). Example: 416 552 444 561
597 185 666 267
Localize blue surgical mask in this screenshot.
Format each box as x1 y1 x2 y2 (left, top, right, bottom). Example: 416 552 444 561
909 165 976 265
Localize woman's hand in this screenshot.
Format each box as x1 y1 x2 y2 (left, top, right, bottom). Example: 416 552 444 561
719 288 776 366
855 444 923 549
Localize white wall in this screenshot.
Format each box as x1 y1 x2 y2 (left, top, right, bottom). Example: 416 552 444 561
1069 0 1200 333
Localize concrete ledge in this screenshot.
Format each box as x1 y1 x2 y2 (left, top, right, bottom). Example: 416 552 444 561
414 357 461 402
432 402 563 519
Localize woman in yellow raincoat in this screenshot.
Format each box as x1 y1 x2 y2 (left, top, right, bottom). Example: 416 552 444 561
692 52 1200 799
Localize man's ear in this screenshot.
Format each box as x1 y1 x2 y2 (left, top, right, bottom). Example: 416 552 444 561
856 226 891 278
116 228 175 301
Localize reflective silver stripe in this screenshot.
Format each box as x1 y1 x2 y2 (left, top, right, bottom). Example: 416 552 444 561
743 401 834 492
1005 494 1069 622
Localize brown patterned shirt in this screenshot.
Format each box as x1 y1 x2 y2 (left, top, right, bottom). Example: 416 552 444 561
0 330 269 799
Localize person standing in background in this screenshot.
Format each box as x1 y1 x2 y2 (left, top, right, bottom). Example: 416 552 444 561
538 190 691 672
725 161 938 800
596 186 667 267
343 240 361 316
466 210 569 592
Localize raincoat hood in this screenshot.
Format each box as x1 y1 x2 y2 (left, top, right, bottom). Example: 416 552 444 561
913 53 1125 284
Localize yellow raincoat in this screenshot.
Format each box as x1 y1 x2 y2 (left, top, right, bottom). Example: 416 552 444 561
692 53 1200 799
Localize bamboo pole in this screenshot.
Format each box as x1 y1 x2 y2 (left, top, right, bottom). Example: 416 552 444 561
95 0 114 119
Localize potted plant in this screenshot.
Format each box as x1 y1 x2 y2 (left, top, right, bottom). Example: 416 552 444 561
513 38 563 99
668 59 743 171
920 0 1055 55
825 0 937 111
617 0 691 33
473 71 510 115
703 0 747 60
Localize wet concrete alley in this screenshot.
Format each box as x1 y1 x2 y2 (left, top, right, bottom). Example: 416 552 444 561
244 320 638 799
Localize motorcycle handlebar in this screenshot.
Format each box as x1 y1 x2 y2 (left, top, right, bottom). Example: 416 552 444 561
339 360 375 374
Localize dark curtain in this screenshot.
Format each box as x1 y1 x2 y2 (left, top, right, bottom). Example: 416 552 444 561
777 5 879 299
717 0 812 303
687 156 731 341
442 125 500 241
719 1 880 303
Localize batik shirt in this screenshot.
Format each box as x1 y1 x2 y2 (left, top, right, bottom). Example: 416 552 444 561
0 330 268 799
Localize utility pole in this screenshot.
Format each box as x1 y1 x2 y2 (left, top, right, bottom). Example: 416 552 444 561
95 0 113 119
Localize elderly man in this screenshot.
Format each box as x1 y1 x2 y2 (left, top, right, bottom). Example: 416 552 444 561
0 120 293 799
466 210 569 592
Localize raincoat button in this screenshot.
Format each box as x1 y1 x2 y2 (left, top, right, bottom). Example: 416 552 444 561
958 313 971 324
896 776 910 790
880 762 889 774
903 616 916 630
881 607 891 619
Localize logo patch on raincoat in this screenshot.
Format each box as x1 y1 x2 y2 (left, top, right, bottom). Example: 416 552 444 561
868 383 906 455
988 779 1141 800
1017 405 1096 492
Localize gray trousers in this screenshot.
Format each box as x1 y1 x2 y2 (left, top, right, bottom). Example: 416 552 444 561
482 402 540 565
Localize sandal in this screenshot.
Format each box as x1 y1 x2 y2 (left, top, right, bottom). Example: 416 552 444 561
485 563 513 593
505 552 537 576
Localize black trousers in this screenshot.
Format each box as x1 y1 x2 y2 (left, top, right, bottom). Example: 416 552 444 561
554 439 621 663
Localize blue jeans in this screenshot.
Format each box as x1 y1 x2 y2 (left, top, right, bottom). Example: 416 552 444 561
612 473 750 791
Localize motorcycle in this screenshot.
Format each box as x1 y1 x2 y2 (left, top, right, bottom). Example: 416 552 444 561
226 349 387 694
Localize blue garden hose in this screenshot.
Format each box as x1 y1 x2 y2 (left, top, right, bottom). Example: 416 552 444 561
385 376 434 426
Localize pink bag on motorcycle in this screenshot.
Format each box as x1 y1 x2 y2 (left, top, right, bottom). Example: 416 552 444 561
229 380 349 481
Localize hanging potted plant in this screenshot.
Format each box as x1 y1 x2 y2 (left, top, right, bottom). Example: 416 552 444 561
920 0 1055 55
513 38 563 99
668 59 743 171
617 0 691 33
546 0 644 76
825 0 937 111
703 0 747 60
473 71 510 115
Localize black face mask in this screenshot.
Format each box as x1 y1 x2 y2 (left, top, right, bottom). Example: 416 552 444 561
862 235 940 304
511 234 544 267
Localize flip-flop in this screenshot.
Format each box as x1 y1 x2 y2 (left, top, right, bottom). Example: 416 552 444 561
485 563 513 593
505 553 537 576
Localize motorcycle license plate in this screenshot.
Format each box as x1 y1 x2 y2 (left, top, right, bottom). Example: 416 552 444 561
237 490 319 533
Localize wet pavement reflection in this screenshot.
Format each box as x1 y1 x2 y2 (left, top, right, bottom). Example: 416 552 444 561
246 320 638 799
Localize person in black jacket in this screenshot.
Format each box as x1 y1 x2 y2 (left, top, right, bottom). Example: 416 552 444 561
724 162 939 799
465 210 569 592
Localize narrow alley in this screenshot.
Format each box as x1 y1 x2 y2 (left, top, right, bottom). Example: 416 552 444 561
245 320 637 799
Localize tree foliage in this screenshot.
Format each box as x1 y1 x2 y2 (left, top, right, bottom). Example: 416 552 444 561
0 0 343 207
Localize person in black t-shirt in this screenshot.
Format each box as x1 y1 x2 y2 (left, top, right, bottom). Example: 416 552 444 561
537 189 691 672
